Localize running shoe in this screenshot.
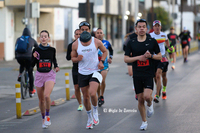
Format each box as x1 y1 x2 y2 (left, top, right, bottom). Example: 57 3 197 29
42 123 48 129
77 104 83 111
29 89 36 97
154 95 159 103
162 92 167 100
93 109 99 126
140 121 148 130
17 75 21 82
135 95 138 100
44 116 51 126
171 65 175 70
147 101 154 118
86 119 93 129
98 96 104 107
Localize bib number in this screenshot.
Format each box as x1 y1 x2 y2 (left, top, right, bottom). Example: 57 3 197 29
182 40 187 45
92 71 103 84
39 59 51 68
161 57 168 62
137 60 150 67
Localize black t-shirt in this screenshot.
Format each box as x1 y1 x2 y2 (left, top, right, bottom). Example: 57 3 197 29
125 37 160 77
32 46 58 73
167 33 178 46
66 41 78 72
179 31 191 44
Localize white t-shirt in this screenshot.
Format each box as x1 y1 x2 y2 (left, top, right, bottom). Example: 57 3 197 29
150 31 168 56
77 37 99 75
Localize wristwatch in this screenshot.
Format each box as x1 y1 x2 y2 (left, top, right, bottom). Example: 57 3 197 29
151 55 153 58
101 60 104 63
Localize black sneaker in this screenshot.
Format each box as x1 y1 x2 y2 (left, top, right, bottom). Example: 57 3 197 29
17 76 21 82
98 96 104 107
98 97 102 107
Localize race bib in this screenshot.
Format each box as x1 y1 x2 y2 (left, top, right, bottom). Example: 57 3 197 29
137 60 150 67
92 71 103 83
39 59 51 68
161 57 168 62
182 40 187 45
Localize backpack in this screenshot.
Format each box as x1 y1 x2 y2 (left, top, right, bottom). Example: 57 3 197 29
15 36 29 53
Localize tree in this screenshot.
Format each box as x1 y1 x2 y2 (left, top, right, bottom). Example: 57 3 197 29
148 6 172 31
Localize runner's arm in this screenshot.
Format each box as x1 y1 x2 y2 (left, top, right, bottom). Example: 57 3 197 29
66 43 72 61
108 43 113 59
97 40 107 61
71 41 80 63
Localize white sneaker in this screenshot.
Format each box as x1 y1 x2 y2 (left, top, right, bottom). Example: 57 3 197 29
86 118 93 129
93 109 99 126
140 121 148 130
44 116 51 126
42 123 48 129
147 101 154 118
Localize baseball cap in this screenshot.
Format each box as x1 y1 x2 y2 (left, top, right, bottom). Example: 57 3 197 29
153 20 161 26
183 27 187 30
80 31 91 42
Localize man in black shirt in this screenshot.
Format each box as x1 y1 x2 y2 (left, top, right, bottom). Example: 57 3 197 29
66 29 83 111
124 19 161 130
167 27 179 69
179 27 192 62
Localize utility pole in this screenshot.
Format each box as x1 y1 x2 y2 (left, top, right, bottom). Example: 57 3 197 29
194 0 197 39
151 0 154 28
180 0 183 32
86 0 90 23
172 0 175 27
25 0 31 29
94 0 97 27
122 0 126 50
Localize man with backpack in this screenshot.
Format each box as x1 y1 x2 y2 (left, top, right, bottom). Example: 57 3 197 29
15 27 38 97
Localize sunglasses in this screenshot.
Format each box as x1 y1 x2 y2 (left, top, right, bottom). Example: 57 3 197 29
79 22 90 28
153 20 161 24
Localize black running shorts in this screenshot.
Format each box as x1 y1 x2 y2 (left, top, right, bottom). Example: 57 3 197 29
155 60 169 73
133 76 154 94
72 71 78 85
78 73 99 88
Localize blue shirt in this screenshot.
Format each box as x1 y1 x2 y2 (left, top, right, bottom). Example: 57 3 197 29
98 40 113 68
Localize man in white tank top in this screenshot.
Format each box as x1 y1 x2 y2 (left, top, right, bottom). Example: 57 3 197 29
150 20 172 103
71 21 107 129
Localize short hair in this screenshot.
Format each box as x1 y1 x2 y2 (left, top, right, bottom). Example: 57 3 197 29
74 29 80 34
40 30 49 37
135 19 147 27
79 21 91 29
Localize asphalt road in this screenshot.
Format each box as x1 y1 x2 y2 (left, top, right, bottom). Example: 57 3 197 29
1 51 200 133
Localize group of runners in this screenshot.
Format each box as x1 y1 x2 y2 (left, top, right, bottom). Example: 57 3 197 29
15 17 192 130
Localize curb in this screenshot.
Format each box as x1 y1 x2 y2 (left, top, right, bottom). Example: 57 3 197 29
23 106 40 116
51 98 66 106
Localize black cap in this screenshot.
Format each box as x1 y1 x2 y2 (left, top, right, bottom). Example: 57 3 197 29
80 31 91 42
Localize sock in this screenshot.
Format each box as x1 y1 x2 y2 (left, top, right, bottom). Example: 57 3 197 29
170 58 173 62
156 95 159 98
46 109 50 116
162 86 166 92
41 113 45 119
93 105 98 113
86 110 92 120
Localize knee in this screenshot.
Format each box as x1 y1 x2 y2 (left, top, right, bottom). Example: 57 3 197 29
138 96 144 104
156 74 161 80
144 95 151 102
39 99 45 104
44 95 50 100
83 95 90 102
